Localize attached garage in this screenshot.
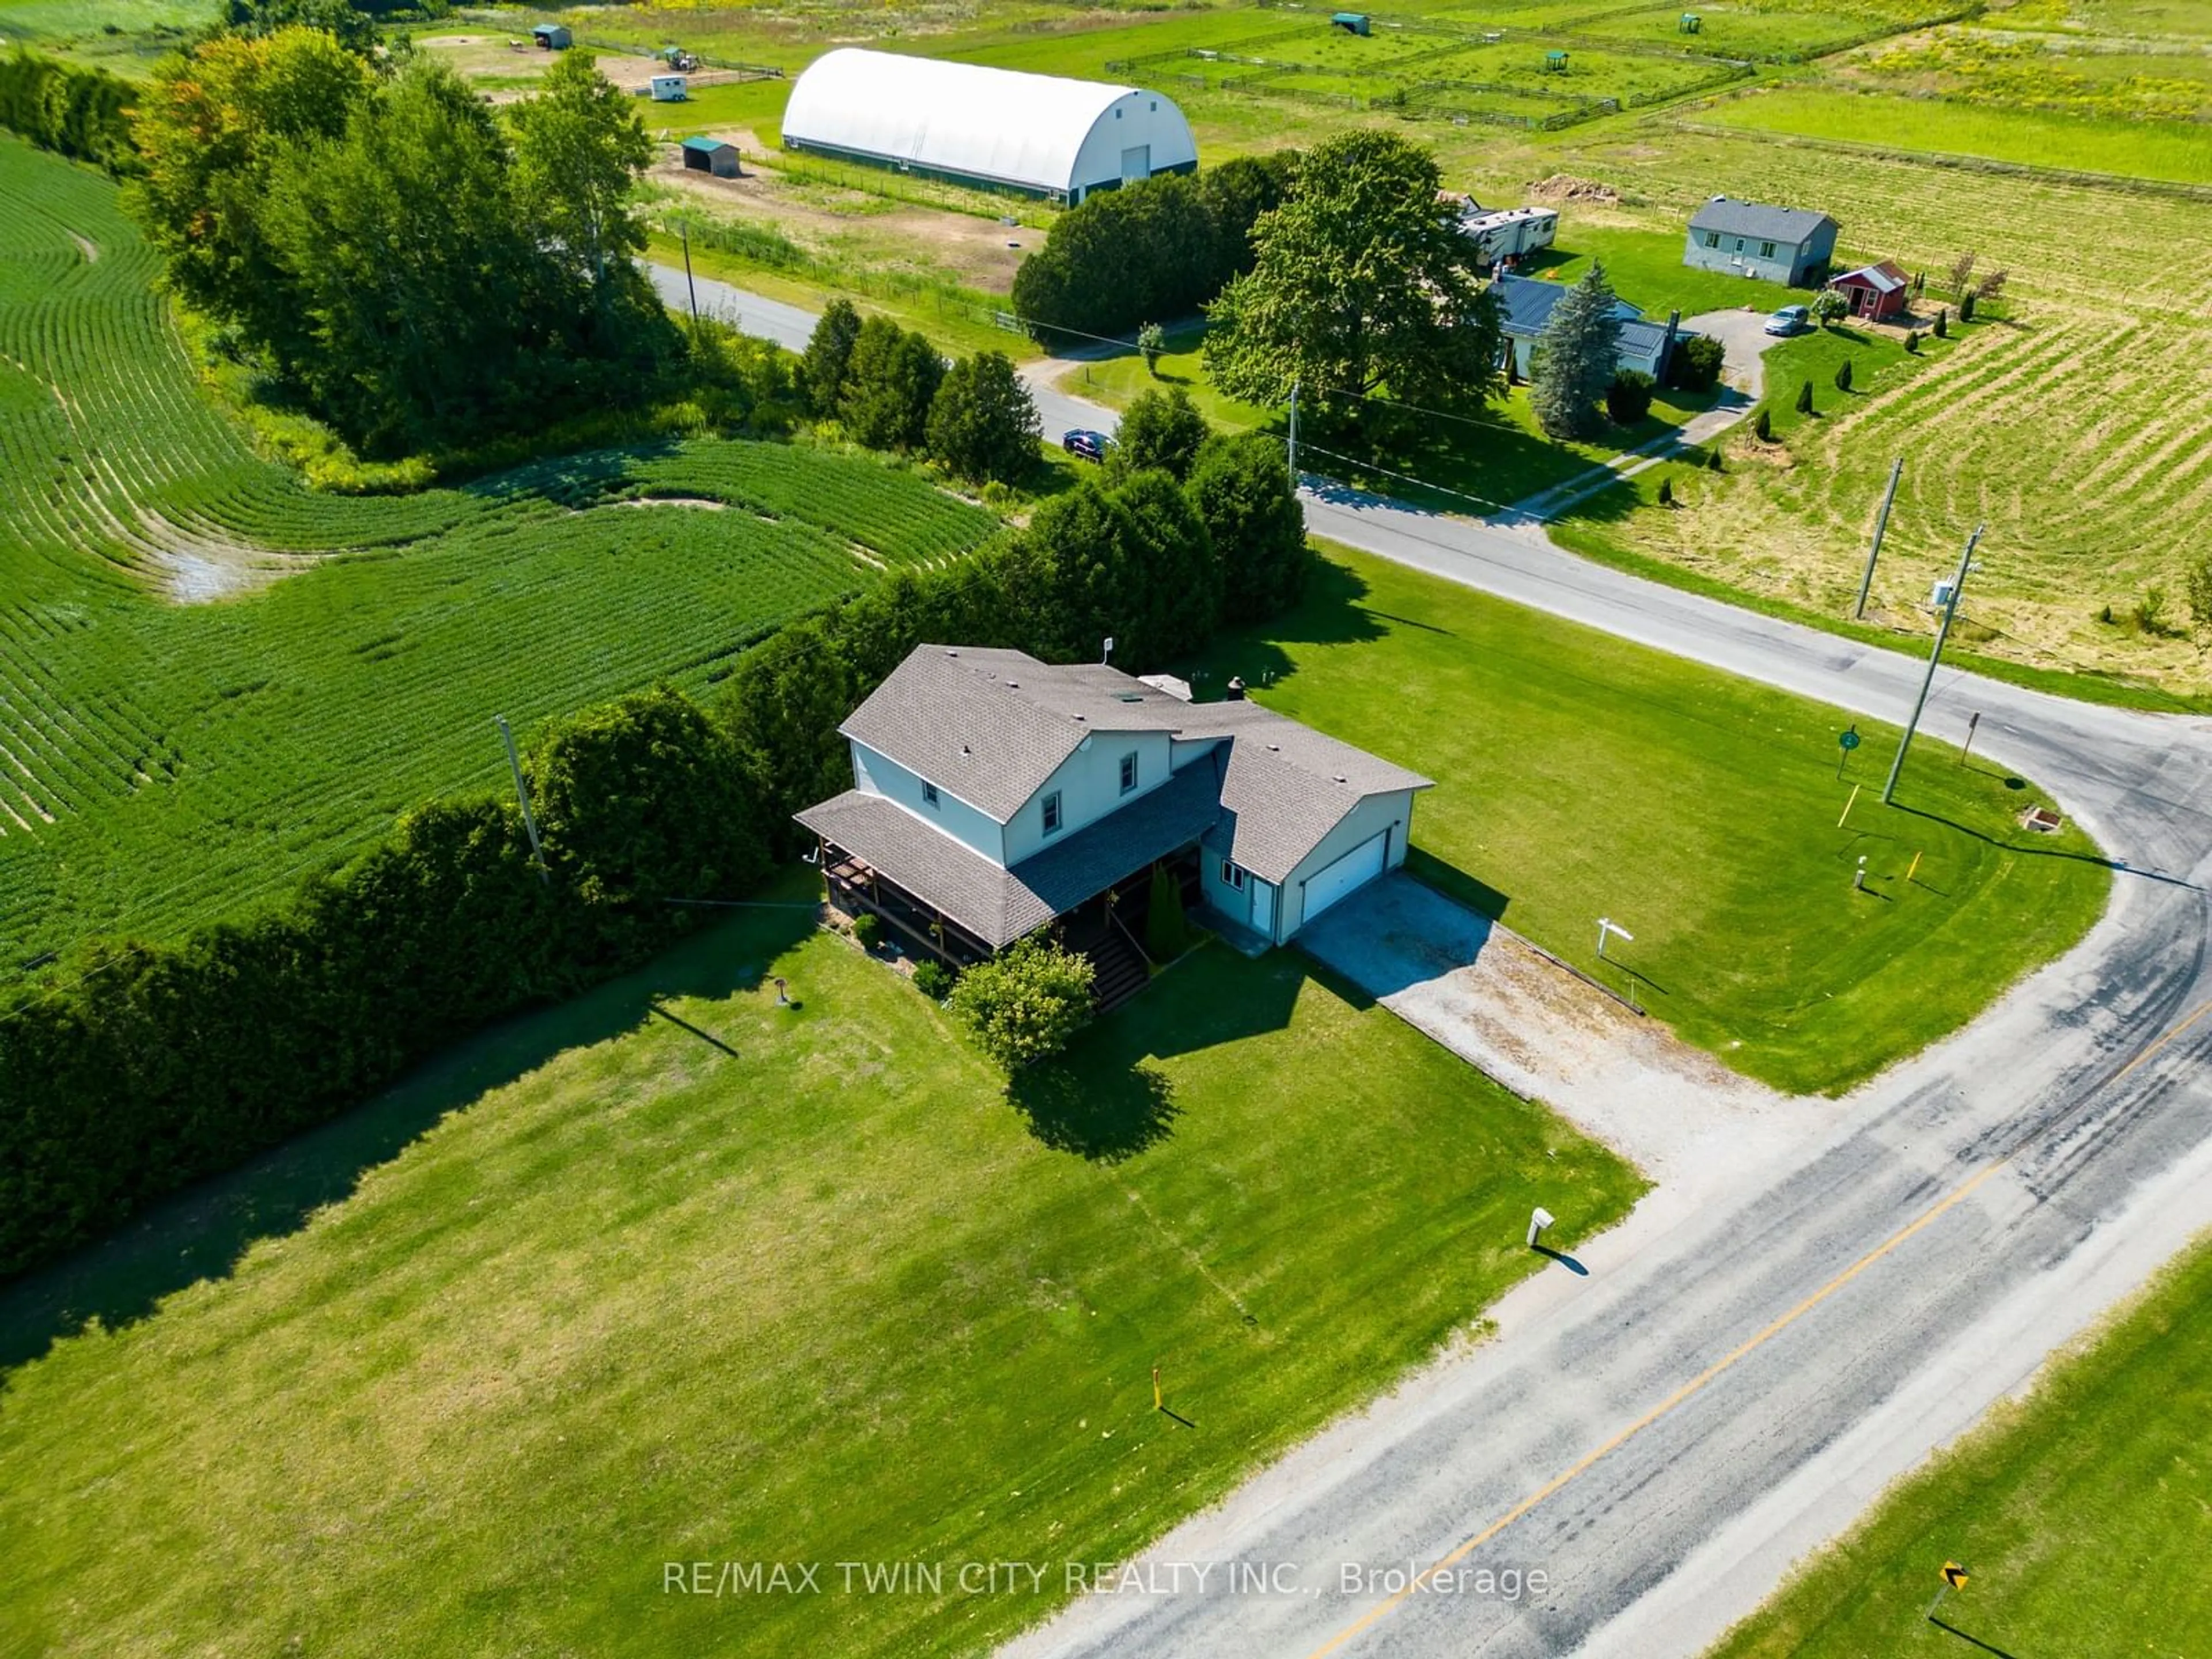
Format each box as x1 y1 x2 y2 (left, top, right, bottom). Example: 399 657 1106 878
1302 831 1389 924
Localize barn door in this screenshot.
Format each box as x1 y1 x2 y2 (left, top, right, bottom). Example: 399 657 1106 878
1120 145 1150 183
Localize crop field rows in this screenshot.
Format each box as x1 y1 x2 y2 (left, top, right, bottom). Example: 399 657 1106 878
1534 120 2212 690
0 139 998 971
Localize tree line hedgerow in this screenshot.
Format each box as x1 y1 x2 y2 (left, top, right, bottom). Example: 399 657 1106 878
0 422 1312 1280
0 50 137 174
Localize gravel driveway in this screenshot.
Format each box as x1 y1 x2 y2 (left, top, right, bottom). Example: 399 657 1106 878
1296 873 1802 1196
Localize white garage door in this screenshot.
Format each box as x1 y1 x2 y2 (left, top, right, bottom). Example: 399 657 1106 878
1302 831 1387 925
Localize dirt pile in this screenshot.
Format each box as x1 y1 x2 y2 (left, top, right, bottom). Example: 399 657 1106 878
1527 173 1620 204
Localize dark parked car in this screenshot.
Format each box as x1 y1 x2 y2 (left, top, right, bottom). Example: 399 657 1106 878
1062 429 1109 461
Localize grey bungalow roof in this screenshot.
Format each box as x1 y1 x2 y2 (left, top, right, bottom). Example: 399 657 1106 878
1687 196 1836 245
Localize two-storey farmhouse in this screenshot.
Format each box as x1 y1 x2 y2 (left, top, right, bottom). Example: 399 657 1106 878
1683 196 1838 286
796 646 1432 991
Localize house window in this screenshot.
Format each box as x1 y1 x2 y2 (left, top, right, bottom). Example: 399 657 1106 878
1119 751 1139 794
1220 860 1245 891
1042 791 1063 835
1703 231 1719 248
921 781 940 808
1760 240 1776 259
1733 238 1744 252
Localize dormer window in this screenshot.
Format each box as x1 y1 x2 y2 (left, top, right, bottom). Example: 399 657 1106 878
1042 791 1063 835
922 781 940 809
1119 752 1138 794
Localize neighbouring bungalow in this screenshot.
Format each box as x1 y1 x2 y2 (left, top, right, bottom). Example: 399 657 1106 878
1492 273 1683 382
1828 260 1910 322
796 646 1433 1006
1683 196 1838 286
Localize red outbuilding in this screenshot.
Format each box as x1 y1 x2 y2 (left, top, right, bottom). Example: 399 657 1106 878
1828 260 1911 322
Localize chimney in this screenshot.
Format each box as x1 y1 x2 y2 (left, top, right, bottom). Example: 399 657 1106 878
1225 676 1247 702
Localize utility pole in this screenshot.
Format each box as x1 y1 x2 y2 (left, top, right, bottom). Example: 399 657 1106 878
679 221 699 327
1854 457 1903 619
1287 377 1300 487
1883 524 1983 805
496 715 550 884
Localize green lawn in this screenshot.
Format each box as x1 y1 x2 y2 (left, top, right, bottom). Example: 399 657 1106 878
1702 86 2212 185
1707 1230 2212 1657
1191 544 2113 1094
0 895 1640 1657
1530 224 1805 317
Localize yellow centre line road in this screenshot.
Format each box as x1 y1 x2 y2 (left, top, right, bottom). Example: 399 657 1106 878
1303 995 2212 1659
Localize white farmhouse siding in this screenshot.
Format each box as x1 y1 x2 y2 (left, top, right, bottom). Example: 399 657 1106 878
850 741 1006 864
1274 790 1415 943
1003 730 1177 865
780 49 1198 203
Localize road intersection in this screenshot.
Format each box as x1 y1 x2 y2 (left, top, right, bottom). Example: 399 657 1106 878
647 263 2212 1656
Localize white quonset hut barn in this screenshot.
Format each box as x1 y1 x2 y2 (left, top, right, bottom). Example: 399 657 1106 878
780 48 1198 204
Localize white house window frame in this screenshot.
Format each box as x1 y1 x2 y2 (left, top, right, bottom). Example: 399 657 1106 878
1119 751 1139 794
1220 859 1246 891
921 781 941 809
1760 239 1777 259
1042 790 1063 835
1703 230 1720 248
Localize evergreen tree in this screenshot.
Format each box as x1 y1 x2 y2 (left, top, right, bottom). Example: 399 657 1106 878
1795 380 1815 415
802 299 863 418
840 317 943 451
925 351 1040 485
1188 431 1310 622
1529 263 1623 440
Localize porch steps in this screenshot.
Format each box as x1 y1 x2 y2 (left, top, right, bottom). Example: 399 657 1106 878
1084 924 1153 1013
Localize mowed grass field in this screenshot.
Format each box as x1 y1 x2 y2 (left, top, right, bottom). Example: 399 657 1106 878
0 141 997 968
1707 1229 2212 1657
1702 85 2212 184
1503 119 2212 699
1193 546 2112 1095
0 896 1644 1658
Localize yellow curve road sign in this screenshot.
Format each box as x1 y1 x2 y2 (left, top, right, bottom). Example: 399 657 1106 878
1941 1562 1969 1590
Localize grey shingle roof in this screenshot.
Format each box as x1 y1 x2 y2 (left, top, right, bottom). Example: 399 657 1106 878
1687 197 1835 244
796 759 1225 948
821 646 1435 913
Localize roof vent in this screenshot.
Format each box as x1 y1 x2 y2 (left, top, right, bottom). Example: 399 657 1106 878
1333 774 1347 784
1266 743 1280 752
1005 680 1019 689
961 744 971 756
1073 713 1086 721
945 648 959 657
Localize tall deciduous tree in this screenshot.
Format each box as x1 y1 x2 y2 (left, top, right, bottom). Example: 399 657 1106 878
1108 385 1211 483
131 28 372 372
1114 467 1219 665
270 59 556 449
1204 130 1499 410
507 50 652 301
1529 263 1622 441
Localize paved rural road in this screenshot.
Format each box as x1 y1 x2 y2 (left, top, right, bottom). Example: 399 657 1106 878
654 265 2212 1657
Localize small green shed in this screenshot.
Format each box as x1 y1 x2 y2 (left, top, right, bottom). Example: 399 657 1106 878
681 135 741 179
531 22 571 50
1330 11 1372 33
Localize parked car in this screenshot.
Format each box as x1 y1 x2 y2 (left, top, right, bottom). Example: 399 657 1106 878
1062 429 1109 461
1763 305 1812 337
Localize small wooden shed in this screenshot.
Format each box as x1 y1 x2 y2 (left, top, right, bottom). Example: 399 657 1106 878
531 22 571 50
681 136 741 179
1830 260 1910 322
